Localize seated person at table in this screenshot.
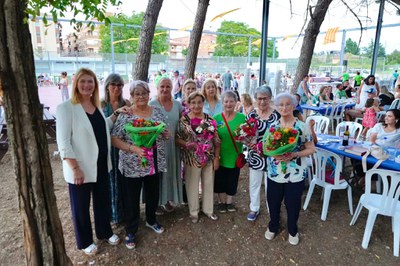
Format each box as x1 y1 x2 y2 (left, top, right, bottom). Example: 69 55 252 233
326 86 334 101
345 88 376 121
293 93 304 121
317 86 333 104
369 109 400 145
343 80 355 98
360 98 380 140
378 85 394 111
335 83 348 100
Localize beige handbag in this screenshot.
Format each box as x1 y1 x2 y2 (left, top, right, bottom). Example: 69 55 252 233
362 145 389 172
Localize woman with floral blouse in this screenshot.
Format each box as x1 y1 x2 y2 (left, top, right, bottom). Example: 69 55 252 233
264 93 315 246
176 91 221 223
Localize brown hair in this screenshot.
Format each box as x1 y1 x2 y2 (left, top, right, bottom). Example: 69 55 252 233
201 78 219 101
187 91 205 103
241 93 253 106
71 68 100 107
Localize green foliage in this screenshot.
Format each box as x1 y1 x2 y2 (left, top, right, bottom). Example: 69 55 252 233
362 39 386 57
26 0 122 31
344 38 360 55
98 12 168 54
387 50 400 64
213 21 278 58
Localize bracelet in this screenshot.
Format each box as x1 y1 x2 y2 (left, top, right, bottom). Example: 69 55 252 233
113 110 120 117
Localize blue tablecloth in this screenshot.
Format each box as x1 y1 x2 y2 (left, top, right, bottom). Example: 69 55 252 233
301 103 355 115
316 134 400 172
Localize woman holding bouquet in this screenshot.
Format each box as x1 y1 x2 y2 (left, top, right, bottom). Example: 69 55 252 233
111 80 167 249
56 68 125 255
176 91 221 223
263 93 315 246
246 85 280 221
201 78 223 117
101 73 131 225
149 77 183 213
213 91 246 213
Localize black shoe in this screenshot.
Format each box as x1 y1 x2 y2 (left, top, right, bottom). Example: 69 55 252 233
217 203 227 213
226 204 237 212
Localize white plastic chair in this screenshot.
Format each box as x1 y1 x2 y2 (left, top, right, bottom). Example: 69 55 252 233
350 169 400 257
389 99 400 110
306 115 330 134
303 148 353 221
326 104 343 133
335 121 363 139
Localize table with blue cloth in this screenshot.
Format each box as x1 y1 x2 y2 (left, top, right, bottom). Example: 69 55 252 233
301 102 356 116
316 134 400 172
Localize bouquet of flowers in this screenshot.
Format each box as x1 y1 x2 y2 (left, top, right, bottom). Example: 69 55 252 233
262 126 299 173
193 118 216 165
234 117 261 151
124 118 166 174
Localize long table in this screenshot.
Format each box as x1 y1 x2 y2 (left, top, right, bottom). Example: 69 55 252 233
301 102 356 116
316 134 400 172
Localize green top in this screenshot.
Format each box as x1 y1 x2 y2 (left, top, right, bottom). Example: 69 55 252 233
342 72 349 82
154 75 162 86
354 74 363 86
214 112 246 168
335 90 347 99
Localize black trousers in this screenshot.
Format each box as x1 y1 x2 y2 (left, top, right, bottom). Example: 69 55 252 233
68 172 113 249
267 178 305 237
123 173 160 235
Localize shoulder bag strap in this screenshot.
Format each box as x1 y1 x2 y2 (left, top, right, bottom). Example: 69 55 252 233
222 112 239 154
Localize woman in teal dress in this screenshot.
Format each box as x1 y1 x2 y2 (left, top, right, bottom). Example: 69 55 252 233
149 77 183 212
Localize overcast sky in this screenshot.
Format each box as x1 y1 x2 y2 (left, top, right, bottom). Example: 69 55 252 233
63 0 400 58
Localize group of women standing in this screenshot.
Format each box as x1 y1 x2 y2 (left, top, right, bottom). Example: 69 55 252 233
56 70 315 256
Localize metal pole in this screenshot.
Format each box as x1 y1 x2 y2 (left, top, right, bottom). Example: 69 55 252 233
247 37 252 64
339 30 346 66
111 23 115 73
259 0 270 86
272 38 276 62
371 0 385 75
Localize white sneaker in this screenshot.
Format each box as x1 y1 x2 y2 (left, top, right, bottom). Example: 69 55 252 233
264 228 275 240
288 233 299 245
107 234 120 245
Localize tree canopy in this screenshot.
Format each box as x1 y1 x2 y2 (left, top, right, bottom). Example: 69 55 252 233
362 39 386 57
98 12 168 54
387 49 400 64
344 38 360 55
213 21 278 58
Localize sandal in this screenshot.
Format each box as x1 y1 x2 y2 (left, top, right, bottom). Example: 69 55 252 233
125 234 136 250
82 243 97 256
190 216 199 224
107 234 120 245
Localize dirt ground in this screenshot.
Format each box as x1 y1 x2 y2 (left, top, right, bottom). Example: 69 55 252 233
0 144 399 265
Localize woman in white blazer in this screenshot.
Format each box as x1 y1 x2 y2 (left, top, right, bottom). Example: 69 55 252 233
56 68 128 256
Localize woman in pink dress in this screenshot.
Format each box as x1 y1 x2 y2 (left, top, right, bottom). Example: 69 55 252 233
361 98 380 139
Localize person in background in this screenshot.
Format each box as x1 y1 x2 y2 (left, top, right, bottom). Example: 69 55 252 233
172 70 183 100
326 86 334 101
378 85 394 111
176 92 220 223
335 83 348 100
360 98 380 140
317 86 333 104
154 71 162 87
101 73 131 225
342 70 349 83
161 69 168 78
293 93 304 121
182 79 198 115
149 77 183 214
393 70 399 89
369 109 400 145
246 85 280 221
58 71 69 102
111 80 168 249
202 78 223 117
353 71 363 89
236 93 254 116
213 91 246 213
264 92 315 246
222 69 233 91
343 80 355 98
297 74 313 104
56 68 126 255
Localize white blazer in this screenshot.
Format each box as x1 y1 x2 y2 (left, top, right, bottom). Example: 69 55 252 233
56 100 113 184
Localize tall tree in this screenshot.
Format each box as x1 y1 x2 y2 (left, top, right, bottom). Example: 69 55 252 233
184 0 210 80
0 0 119 263
214 21 278 58
387 49 400 64
345 38 360 55
362 39 386 58
292 0 333 93
99 12 168 55
133 0 164 81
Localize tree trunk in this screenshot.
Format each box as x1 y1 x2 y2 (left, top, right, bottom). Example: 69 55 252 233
292 0 333 93
184 0 210 80
0 1 71 265
133 0 164 81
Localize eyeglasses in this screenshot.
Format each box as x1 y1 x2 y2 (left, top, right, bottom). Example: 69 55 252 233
133 92 149 98
109 83 123 88
256 97 270 102
278 104 293 109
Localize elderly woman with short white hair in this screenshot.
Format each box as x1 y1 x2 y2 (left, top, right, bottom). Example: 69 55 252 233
264 92 315 246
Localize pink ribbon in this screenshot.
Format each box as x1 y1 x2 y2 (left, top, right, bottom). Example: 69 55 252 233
141 146 156 175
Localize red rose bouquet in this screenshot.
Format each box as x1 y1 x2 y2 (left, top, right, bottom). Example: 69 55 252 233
124 118 166 173
234 117 261 152
262 126 299 173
